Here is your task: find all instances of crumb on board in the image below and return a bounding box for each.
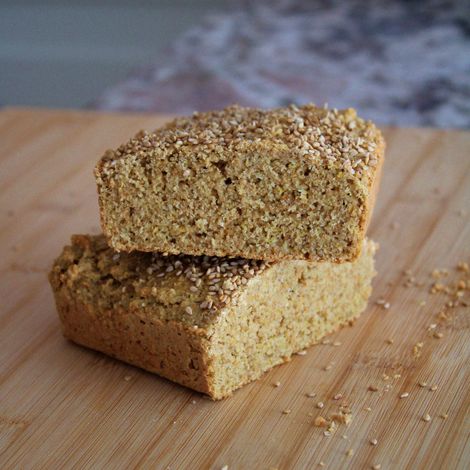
[413,342,424,358]
[314,416,328,427]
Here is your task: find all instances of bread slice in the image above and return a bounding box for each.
[49,234,377,399]
[95,104,384,261]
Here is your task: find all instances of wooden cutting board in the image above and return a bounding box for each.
[0,107,469,470]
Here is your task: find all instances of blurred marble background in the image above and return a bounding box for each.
[95,0,470,128]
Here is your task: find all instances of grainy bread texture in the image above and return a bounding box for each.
[49,235,377,399]
[95,104,384,262]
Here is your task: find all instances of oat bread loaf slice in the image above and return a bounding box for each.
[49,234,377,399]
[95,104,384,262]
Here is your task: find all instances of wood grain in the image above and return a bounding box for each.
[0,107,469,470]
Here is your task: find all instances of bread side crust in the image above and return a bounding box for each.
[52,292,214,396]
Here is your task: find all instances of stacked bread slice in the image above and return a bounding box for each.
[49,104,384,399]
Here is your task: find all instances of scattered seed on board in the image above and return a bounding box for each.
[370,438,378,446]
[422,414,432,422]
[273,381,281,388]
[282,409,291,415]
[400,392,410,399]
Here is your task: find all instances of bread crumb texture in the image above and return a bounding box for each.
[95,104,384,261]
[49,234,376,399]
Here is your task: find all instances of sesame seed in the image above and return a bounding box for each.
[429,385,438,391]
[422,414,432,422]
[316,402,324,409]
[370,438,378,446]
[282,409,291,415]
[400,392,409,399]
[273,381,281,388]
[418,382,428,388]
[185,306,193,315]
[297,350,307,356]
[368,385,379,392]
[306,392,316,398]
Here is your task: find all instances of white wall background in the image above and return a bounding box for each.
[0,0,225,108]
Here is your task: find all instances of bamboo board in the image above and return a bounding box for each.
[0,107,469,470]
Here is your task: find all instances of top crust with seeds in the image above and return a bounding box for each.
[96,104,384,261]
